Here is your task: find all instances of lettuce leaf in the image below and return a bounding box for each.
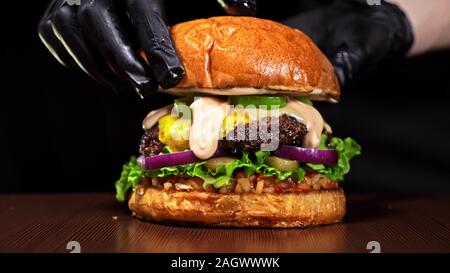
[114,135,361,201]
[296,97,313,106]
[114,151,301,202]
[144,152,255,189]
[115,157,144,202]
[306,135,361,181]
[255,151,305,181]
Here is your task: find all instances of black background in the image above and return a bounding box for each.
[1,1,449,193]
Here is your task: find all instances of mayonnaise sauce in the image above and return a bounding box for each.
[142,104,173,130]
[189,97,229,159]
[284,98,324,148]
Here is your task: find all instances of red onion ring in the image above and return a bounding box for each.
[138,149,231,170]
[273,145,338,165]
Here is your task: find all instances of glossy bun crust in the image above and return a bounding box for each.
[129,186,346,228]
[166,16,340,100]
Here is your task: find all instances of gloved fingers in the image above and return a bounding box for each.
[217,0,257,16]
[51,4,126,91]
[329,50,359,88]
[77,0,157,97]
[283,8,363,87]
[126,0,185,89]
[283,0,413,89]
[38,0,78,69]
[41,0,64,18]
[327,19,392,87]
[283,11,330,50]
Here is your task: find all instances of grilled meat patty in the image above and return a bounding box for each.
[220,114,307,152]
[140,125,165,157]
[140,114,307,156]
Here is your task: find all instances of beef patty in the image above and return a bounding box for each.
[140,114,307,156]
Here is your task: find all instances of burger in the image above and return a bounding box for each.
[115,17,361,228]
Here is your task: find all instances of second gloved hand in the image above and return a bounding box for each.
[283,0,414,88]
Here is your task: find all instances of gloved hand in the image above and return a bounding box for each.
[38,0,257,97]
[283,0,414,88]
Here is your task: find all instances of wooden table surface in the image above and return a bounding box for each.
[0,193,449,253]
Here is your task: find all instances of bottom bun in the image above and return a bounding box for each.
[128,185,346,228]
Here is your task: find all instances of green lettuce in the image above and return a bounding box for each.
[145,152,255,188]
[115,157,144,202]
[306,135,361,181]
[255,151,305,182]
[114,135,361,202]
[296,97,313,106]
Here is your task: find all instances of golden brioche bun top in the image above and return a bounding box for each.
[163,16,340,101]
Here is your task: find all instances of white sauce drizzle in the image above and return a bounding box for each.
[189,97,229,159]
[285,98,324,148]
[142,104,173,130]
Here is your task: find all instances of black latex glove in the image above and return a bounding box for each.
[38,0,257,97]
[283,0,414,88]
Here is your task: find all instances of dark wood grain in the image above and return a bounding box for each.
[0,193,449,253]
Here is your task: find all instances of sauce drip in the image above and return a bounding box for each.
[189,97,229,159]
[142,104,173,130]
[285,98,324,148]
